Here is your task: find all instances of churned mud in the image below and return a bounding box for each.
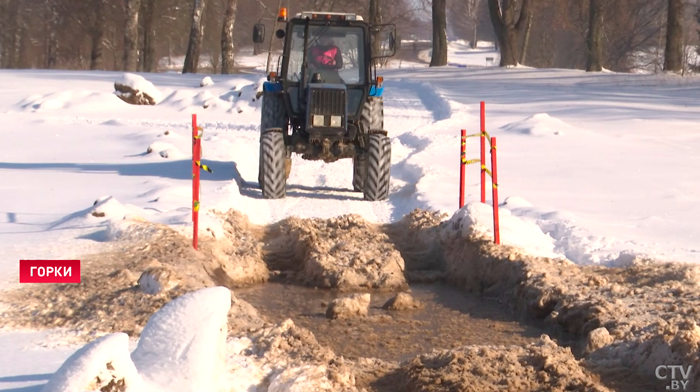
[263,214,408,291]
[235,282,545,363]
[2,207,700,391]
[0,210,268,338]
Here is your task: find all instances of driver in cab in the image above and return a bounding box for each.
[308,36,344,83]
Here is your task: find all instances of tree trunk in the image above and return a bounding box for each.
[0,0,8,68]
[140,0,157,72]
[44,0,60,69]
[487,0,532,67]
[183,0,206,74]
[472,24,478,49]
[90,0,106,70]
[221,0,237,74]
[519,12,532,64]
[586,0,604,72]
[11,2,24,68]
[369,0,382,60]
[123,0,141,71]
[430,0,447,66]
[663,0,684,72]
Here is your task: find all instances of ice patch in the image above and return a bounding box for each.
[500,113,572,136]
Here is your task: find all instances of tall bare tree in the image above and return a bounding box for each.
[0,0,8,68]
[519,11,533,64]
[11,0,25,68]
[140,0,158,72]
[663,0,684,72]
[123,0,141,71]
[487,0,532,66]
[89,0,107,70]
[430,0,448,66]
[183,0,206,73]
[468,0,482,49]
[45,0,60,68]
[221,0,238,74]
[586,0,604,71]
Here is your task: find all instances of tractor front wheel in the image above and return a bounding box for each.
[260,131,287,199]
[363,134,391,201]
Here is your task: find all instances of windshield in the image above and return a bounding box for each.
[285,24,365,84]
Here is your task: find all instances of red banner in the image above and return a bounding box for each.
[19,260,81,283]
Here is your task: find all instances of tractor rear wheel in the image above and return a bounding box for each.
[363,134,391,201]
[356,96,384,193]
[352,151,367,192]
[260,131,286,199]
[259,90,288,188]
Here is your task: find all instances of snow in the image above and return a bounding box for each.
[0,331,82,391]
[40,333,145,392]
[130,287,231,392]
[31,287,236,392]
[2,39,700,388]
[500,113,575,136]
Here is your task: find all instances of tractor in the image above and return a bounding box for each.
[252,9,397,201]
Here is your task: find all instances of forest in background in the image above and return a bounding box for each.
[0,0,699,74]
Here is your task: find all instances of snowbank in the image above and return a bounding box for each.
[447,201,562,259]
[41,287,231,392]
[500,113,573,136]
[131,287,231,392]
[114,73,163,105]
[41,333,144,392]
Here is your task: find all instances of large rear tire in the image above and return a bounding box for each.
[260,132,286,199]
[363,134,391,201]
[352,151,367,192]
[355,96,384,193]
[259,90,288,188]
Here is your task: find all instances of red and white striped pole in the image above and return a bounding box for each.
[480,101,486,204]
[490,136,500,244]
[459,129,466,209]
[192,114,200,250]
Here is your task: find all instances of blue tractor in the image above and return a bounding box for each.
[252,9,397,201]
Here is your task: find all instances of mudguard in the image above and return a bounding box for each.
[263,81,283,93]
[368,85,384,97]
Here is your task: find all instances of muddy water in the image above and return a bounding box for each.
[235,282,546,362]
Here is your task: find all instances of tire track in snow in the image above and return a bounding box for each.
[383,80,457,220]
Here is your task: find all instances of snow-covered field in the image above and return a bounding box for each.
[2,41,700,390]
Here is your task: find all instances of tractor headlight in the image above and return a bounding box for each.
[330,115,342,127]
[312,115,325,127]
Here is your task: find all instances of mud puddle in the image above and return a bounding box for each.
[235,282,547,362]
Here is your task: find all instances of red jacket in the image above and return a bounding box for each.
[310,45,343,69]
